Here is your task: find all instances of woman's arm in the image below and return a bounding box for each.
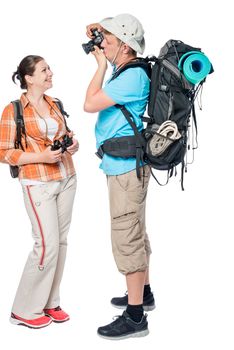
[0,103,63,166]
[0,104,24,165]
[17,147,62,165]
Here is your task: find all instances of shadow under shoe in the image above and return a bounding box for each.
[111,292,156,311]
[97,311,149,340]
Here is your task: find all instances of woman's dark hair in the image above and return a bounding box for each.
[12,55,44,89]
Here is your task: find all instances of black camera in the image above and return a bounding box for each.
[10,165,19,178]
[82,28,104,54]
[51,135,73,153]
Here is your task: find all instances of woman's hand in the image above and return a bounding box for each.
[40,146,62,163]
[67,138,79,155]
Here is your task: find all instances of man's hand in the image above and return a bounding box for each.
[92,45,107,70]
[86,23,103,38]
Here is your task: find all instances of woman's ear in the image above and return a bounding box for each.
[25,74,33,86]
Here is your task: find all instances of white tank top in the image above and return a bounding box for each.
[37,116,59,141]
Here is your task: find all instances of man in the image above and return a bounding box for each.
[84,13,155,340]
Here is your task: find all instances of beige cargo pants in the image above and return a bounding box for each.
[12,175,77,319]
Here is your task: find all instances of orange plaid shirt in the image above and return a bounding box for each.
[0,93,76,181]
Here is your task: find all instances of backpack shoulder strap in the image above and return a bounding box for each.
[115,104,145,179]
[11,99,26,150]
[53,98,71,132]
[110,58,151,82]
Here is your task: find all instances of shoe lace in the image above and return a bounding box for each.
[112,312,148,324]
[112,315,122,321]
[54,306,62,311]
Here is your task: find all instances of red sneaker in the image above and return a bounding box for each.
[10,313,52,328]
[44,306,70,323]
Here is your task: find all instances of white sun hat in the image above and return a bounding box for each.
[99,13,145,54]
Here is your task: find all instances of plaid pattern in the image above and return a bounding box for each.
[0,93,76,181]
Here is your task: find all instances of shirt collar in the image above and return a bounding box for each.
[20,93,55,110]
[20,93,30,109]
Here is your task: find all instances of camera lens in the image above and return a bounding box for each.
[82,42,94,55]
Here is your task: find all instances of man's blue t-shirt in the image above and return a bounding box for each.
[95,67,150,175]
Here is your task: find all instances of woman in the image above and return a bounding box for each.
[0,55,78,328]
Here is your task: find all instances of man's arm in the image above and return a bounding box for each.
[84,46,116,113]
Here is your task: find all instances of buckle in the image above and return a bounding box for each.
[95,146,104,159]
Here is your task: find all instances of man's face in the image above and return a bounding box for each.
[101,33,122,62]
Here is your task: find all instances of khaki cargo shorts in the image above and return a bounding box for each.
[107,166,152,275]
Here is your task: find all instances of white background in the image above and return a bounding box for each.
[0,0,233,349]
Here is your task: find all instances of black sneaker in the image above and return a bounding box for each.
[97,311,149,340]
[111,292,156,311]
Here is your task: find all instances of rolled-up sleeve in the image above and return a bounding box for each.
[0,104,24,165]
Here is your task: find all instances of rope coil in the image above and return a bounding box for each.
[148,121,181,156]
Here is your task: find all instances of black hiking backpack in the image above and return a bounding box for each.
[98,39,213,189]
[9,98,70,178]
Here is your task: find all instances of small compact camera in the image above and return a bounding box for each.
[10,165,19,178]
[82,28,104,54]
[51,135,73,153]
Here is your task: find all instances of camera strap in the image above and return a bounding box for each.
[54,98,71,133]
